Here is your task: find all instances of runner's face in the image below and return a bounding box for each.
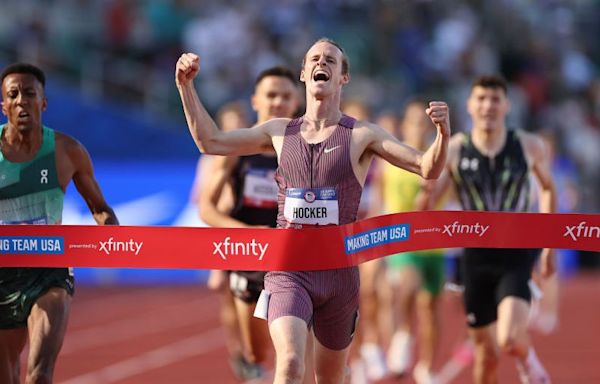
[252,75,299,122]
[1,73,47,132]
[467,86,509,132]
[301,42,348,98]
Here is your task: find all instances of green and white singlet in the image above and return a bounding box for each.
[0,125,64,224]
[0,125,74,329]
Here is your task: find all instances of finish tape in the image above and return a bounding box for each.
[0,211,598,270]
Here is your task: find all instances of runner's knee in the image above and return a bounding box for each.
[32,288,71,321]
[276,351,305,381]
[497,334,527,357]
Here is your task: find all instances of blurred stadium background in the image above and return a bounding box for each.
[1,0,598,284]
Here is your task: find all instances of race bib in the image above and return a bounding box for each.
[283,187,339,225]
[242,168,278,208]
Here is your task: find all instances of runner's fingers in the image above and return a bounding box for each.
[426,104,449,121]
[428,101,448,108]
[427,111,448,123]
[177,54,200,74]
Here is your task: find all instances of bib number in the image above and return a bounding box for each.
[242,169,278,208]
[283,187,339,225]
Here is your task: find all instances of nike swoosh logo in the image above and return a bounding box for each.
[323,145,341,154]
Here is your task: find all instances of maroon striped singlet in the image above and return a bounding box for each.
[275,115,363,228]
[264,115,362,351]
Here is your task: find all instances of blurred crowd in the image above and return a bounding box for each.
[0,0,599,213]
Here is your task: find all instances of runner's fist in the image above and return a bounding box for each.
[176,53,200,86]
[426,101,451,137]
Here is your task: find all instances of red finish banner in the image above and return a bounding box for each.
[0,211,598,271]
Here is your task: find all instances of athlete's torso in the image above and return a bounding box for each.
[275,116,362,228]
[230,154,279,227]
[451,130,530,212]
[0,125,64,225]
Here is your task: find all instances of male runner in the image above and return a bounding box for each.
[0,63,118,384]
[423,75,555,384]
[176,38,450,383]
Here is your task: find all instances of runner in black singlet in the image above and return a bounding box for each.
[422,75,556,384]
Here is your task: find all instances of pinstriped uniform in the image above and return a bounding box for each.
[264,115,362,350]
[275,115,362,228]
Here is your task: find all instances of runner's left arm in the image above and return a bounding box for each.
[526,132,557,277]
[368,101,450,179]
[415,133,461,210]
[68,139,119,225]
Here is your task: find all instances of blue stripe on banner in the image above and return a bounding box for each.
[345,224,410,254]
[0,236,65,254]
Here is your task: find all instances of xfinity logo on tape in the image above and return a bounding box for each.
[99,238,143,255]
[443,221,489,237]
[345,224,409,255]
[564,221,600,241]
[0,236,64,254]
[213,237,269,261]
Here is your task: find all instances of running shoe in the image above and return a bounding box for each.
[229,352,264,381]
[387,330,413,376]
[350,358,369,384]
[241,361,265,381]
[229,352,247,380]
[413,362,439,384]
[360,343,388,380]
[516,353,552,384]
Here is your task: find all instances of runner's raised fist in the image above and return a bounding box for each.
[426,101,451,137]
[176,53,200,86]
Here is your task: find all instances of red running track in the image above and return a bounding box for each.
[26,272,599,383]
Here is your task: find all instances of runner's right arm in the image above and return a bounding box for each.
[64,135,119,225]
[175,53,283,156]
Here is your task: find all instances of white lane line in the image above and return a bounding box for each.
[60,327,224,384]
